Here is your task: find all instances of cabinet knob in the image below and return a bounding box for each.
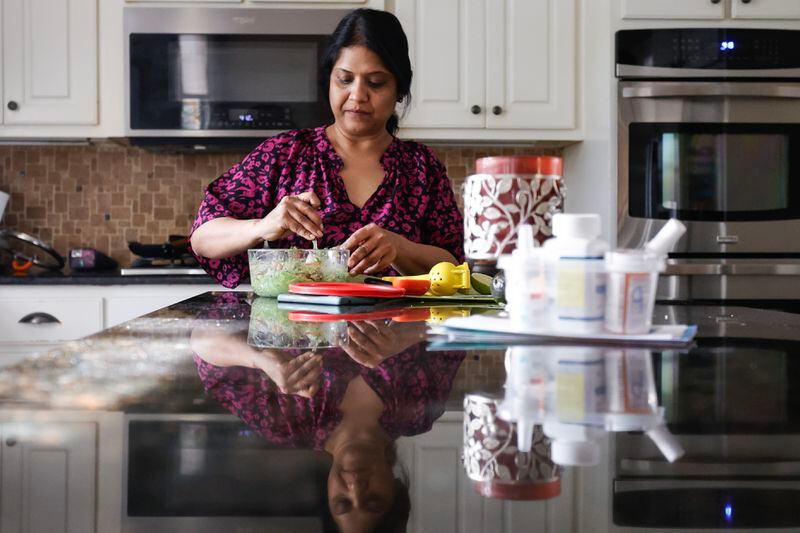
[18,312,61,325]
[5,437,17,447]
[492,106,503,115]
[740,0,751,3]
[710,0,721,3]
[470,105,482,115]
[7,101,18,111]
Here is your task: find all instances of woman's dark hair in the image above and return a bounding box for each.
[320,9,413,135]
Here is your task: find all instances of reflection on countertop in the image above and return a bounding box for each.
[0,269,218,285]
[2,291,800,531]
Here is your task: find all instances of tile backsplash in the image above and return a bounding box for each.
[0,141,560,266]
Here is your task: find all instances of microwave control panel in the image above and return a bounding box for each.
[209,107,292,129]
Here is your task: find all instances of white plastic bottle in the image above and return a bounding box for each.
[497,225,546,327]
[542,214,609,333]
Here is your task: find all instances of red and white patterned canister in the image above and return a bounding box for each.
[463,392,561,501]
[463,156,564,261]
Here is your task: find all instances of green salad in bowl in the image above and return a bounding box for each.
[247,297,347,349]
[248,247,349,297]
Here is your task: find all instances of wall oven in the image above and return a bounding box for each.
[613,305,800,530]
[123,414,330,532]
[124,7,344,150]
[616,28,800,304]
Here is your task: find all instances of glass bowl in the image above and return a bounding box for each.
[247,247,350,297]
[247,297,348,349]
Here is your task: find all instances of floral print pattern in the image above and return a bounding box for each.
[190,126,465,288]
[194,344,465,450]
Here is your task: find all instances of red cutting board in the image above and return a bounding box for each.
[288,282,406,298]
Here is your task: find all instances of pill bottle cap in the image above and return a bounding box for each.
[552,214,601,240]
[551,439,600,466]
[605,249,665,273]
[645,219,687,256]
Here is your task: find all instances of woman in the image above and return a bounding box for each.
[190,312,465,532]
[190,9,464,288]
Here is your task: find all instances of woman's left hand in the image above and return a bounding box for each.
[342,223,403,275]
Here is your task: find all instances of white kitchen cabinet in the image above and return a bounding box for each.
[125,0,380,5]
[0,421,97,533]
[395,0,578,142]
[1,0,98,125]
[398,414,576,533]
[0,284,222,361]
[621,0,800,20]
[0,296,104,343]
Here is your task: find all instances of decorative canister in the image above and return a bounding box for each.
[463,392,561,500]
[463,155,564,262]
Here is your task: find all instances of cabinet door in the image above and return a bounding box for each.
[395,0,486,128]
[2,0,98,125]
[103,285,212,328]
[1,422,97,533]
[399,419,485,533]
[486,0,576,130]
[732,0,800,19]
[620,0,725,19]
[0,297,103,343]
[399,418,576,532]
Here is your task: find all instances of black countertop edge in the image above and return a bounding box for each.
[0,273,220,285]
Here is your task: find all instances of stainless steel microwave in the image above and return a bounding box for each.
[124,7,345,148]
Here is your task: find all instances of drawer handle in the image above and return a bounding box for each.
[18,312,61,325]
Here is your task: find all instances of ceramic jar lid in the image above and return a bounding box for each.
[475,155,563,177]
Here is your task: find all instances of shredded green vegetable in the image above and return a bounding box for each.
[247,297,346,349]
[249,248,348,297]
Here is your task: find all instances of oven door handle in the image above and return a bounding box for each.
[665,262,800,276]
[620,458,800,477]
[622,83,800,99]
[615,479,800,492]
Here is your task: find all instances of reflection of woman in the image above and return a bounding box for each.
[189,9,464,288]
[191,324,464,532]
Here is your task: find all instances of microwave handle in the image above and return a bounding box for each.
[622,83,800,99]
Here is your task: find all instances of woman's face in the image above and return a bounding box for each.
[327,441,396,532]
[329,45,398,138]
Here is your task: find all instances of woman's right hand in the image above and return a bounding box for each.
[257,191,324,242]
[257,350,323,398]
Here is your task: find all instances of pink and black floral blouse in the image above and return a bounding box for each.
[194,345,465,451]
[190,126,465,288]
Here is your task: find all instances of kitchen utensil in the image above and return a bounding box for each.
[0,190,9,223]
[277,293,381,306]
[288,282,405,298]
[288,307,430,322]
[69,248,118,271]
[383,261,472,296]
[0,229,65,271]
[248,248,350,297]
[247,296,348,349]
[128,235,190,260]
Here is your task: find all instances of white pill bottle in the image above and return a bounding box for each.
[542,214,608,333]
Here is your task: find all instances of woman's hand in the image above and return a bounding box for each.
[341,320,425,367]
[257,350,323,398]
[257,191,324,243]
[342,223,404,275]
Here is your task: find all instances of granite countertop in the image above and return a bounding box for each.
[0,270,218,285]
[2,291,800,530]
